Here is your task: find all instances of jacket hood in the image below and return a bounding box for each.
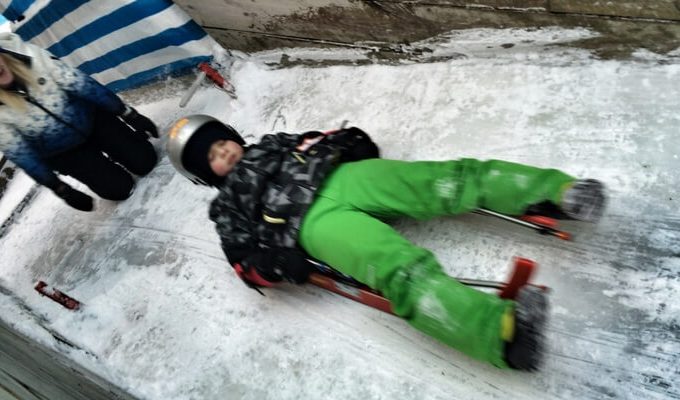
[0,32,33,66]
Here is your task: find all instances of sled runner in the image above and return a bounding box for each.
[304,209,563,314]
[308,257,544,315]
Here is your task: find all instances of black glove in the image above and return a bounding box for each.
[241,249,313,284]
[53,183,94,211]
[120,106,158,138]
[332,127,380,162]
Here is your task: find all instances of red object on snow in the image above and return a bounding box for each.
[34,281,81,310]
[198,62,236,98]
[198,62,227,88]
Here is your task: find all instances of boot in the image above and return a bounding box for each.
[504,285,549,371]
[525,179,606,223]
[560,179,606,222]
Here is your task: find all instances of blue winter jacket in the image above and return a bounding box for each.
[0,33,126,188]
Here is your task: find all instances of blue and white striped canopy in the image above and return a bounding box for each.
[1,0,216,91]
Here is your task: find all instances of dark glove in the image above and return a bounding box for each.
[270,249,313,283]
[120,106,158,138]
[240,249,313,285]
[333,127,380,162]
[53,183,94,211]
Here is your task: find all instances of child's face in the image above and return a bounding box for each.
[208,140,244,177]
[0,55,16,89]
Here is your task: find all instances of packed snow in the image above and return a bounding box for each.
[1,27,679,399]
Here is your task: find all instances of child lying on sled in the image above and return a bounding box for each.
[166,115,606,371]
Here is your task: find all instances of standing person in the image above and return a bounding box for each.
[0,32,158,211]
[165,114,606,370]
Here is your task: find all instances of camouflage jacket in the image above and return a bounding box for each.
[209,127,379,265]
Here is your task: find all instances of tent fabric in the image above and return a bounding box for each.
[1,0,216,91]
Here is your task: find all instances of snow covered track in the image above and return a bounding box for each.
[0,28,678,399]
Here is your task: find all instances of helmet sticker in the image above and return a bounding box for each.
[169,118,189,139]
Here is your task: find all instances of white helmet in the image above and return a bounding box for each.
[166,114,226,185]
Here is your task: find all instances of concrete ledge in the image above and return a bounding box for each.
[176,0,680,59]
[0,317,138,400]
[551,0,680,21]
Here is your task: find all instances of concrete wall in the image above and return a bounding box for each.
[0,317,138,400]
[175,0,680,58]
[550,0,680,20]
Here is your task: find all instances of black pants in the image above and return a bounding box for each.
[46,110,157,201]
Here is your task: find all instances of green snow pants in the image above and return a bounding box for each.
[298,158,574,368]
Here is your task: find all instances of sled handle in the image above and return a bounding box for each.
[499,257,536,299]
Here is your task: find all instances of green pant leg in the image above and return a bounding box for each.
[299,158,573,367]
[473,159,575,215]
[322,158,575,217]
[299,197,513,367]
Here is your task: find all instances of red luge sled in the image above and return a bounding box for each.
[308,257,545,315]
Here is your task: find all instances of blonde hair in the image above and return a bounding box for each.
[0,53,39,111]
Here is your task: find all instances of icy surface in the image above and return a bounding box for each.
[1,27,679,399]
